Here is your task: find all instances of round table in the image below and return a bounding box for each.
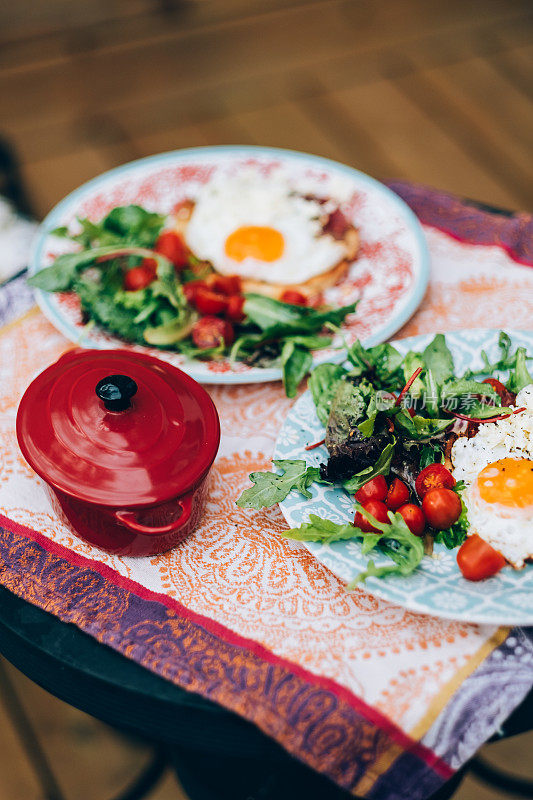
[0,585,531,800]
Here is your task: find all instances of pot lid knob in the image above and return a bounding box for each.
[95,374,138,412]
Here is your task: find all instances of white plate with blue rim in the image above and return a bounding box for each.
[274,328,533,625]
[29,145,429,384]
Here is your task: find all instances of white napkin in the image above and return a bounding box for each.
[0,197,38,283]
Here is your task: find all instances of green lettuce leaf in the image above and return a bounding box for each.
[422,334,454,384]
[507,347,533,393]
[236,460,321,509]
[309,363,348,426]
[281,342,313,398]
[343,439,395,492]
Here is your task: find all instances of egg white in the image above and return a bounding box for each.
[183,169,349,285]
[451,384,533,568]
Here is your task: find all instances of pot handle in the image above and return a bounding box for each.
[114,491,193,536]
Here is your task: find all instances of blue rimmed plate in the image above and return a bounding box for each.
[274,329,533,625]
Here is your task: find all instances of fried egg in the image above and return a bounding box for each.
[451,384,533,568]
[184,169,349,285]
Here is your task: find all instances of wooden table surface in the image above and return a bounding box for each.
[0,1,532,797]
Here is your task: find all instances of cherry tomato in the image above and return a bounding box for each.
[123,264,155,291]
[422,488,462,530]
[457,534,506,581]
[155,231,188,269]
[226,294,246,322]
[191,316,235,349]
[194,287,229,316]
[415,463,455,498]
[208,275,242,295]
[182,280,206,304]
[354,476,388,505]
[354,500,390,532]
[386,478,409,510]
[280,290,308,306]
[141,257,158,273]
[397,503,426,536]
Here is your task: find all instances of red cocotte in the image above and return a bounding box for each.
[16,349,220,556]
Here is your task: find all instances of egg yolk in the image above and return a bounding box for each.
[477,458,533,508]
[225,226,285,263]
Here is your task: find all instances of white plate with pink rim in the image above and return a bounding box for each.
[29,146,430,384]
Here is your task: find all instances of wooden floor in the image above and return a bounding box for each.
[1,0,533,218]
[1,1,532,797]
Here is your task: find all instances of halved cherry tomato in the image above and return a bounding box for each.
[415,463,455,499]
[123,264,155,291]
[280,290,308,306]
[182,280,206,304]
[155,231,188,269]
[141,257,158,273]
[194,287,229,315]
[208,275,242,295]
[354,476,388,505]
[226,294,246,322]
[354,500,390,532]
[191,316,235,349]
[397,503,426,536]
[422,488,461,530]
[457,534,506,581]
[386,478,409,510]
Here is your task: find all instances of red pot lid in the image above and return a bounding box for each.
[17,349,220,507]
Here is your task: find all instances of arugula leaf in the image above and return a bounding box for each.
[393,409,453,440]
[99,206,165,247]
[343,439,395,491]
[236,460,321,509]
[424,368,440,416]
[281,514,365,543]
[281,506,424,586]
[50,206,165,249]
[347,340,404,388]
[441,378,498,403]
[28,251,100,292]
[419,444,444,469]
[463,330,532,379]
[28,245,170,293]
[347,504,424,585]
[507,347,533,393]
[357,392,379,438]
[458,403,515,419]
[309,363,348,426]
[283,334,333,350]
[281,342,313,398]
[422,334,454,384]
[243,294,357,336]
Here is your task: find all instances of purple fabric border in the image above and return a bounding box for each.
[0,521,450,799]
[387,181,533,266]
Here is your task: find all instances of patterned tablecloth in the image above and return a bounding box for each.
[0,185,532,800]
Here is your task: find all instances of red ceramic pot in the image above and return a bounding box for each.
[16,348,220,556]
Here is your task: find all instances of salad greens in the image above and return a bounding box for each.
[281,505,424,585]
[29,205,358,398]
[237,331,532,587]
[236,460,322,509]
